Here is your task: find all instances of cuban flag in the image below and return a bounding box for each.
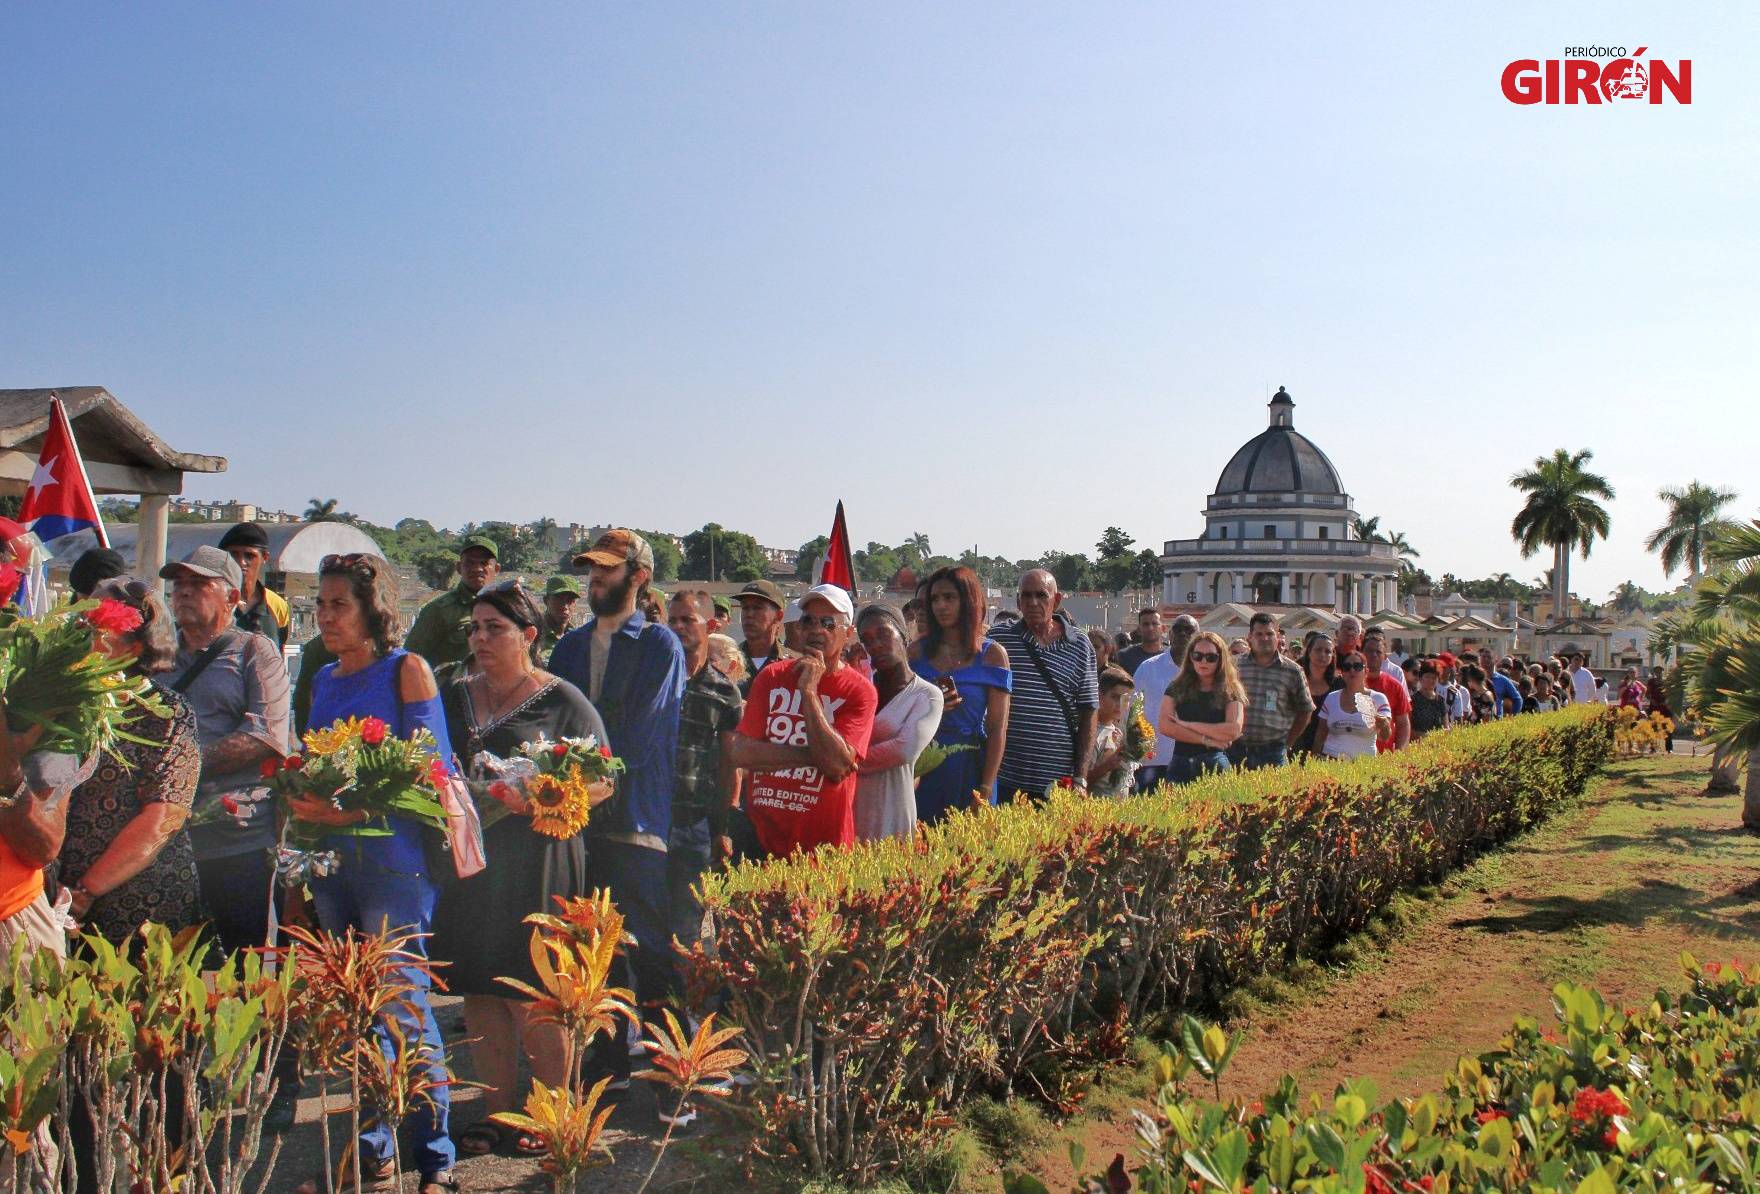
[19,395,108,547]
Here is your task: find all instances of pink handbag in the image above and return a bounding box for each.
[437,771,487,879]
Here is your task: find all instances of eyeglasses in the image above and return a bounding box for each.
[1187,651,1220,663]
[1340,661,1367,672]
[797,614,842,632]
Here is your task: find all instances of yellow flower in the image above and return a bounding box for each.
[302,717,365,756]
[526,766,593,839]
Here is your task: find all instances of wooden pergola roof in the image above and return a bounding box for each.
[0,387,226,496]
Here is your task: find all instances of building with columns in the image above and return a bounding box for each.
[1159,386,1401,613]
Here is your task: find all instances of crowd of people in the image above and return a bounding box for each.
[0,530,1663,1189]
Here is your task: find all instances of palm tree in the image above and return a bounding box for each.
[1656,520,1760,814]
[1644,482,1739,581]
[1351,514,1385,543]
[1384,530,1420,568]
[304,497,341,523]
[1510,448,1615,617]
[1609,581,1645,616]
[908,532,931,563]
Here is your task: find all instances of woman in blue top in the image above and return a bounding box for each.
[908,566,1011,825]
[290,553,459,1194]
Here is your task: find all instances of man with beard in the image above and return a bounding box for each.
[727,584,876,859]
[546,529,686,1099]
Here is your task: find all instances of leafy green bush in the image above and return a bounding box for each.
[688,707,1611,1180]
[1050,954,1760,1192]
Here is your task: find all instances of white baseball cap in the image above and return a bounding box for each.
[801,583,855,621]
[784,599,803,623]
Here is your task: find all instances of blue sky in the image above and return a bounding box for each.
[3,3,1754,598]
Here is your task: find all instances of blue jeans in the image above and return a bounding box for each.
[1229,741,1289,771]
[667,818,714,964]
[1133,765,1167,793]
[1168,752,1231,784]
[586,837,671,1083]
[310,853,453,1176]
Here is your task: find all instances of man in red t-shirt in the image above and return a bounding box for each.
[729,584,877,858]
[1361,629,1411,752]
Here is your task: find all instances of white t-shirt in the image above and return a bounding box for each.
[1571,666,1597,706]
[1319,688,1391,759]
[1131,650,1181,768]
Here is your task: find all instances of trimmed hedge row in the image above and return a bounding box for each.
[1068,956,1760,1192]
[687,706,1612,1178]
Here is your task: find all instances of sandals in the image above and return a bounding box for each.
[458,1119,546,1157]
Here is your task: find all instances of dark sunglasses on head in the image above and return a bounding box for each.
[1188,651,1220,663]
[319,552,370,571]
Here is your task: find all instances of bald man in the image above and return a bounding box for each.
[987,569,1098,799]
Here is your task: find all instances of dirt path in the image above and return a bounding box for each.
[1025,749,1760,1189]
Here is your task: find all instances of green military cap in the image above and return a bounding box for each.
[545,574,582,597]
[459,534,499,558]
[712,595,732,619]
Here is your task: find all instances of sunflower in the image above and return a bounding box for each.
[526,766,593,839]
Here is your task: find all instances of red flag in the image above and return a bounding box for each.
[814,501,855,593]
[19,395,108,547]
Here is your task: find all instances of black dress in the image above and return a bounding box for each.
[431,675,607,996]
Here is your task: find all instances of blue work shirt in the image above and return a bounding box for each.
[1489,671,1522,718]
[547,609,686,848]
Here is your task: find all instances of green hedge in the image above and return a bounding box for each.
[688,707,1612,1179]
[1054,956,1760,1192]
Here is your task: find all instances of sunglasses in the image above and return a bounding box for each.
[1340,661,1367,672]
[319,552,370,571]
[1187,651,1220,663]
[797,614,842,632]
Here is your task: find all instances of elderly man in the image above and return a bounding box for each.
[1131,613,1197,791]
[1360,628,1412,751]
[1117,608,1166,677]
[547,529,686,1100]
[1231,611,1314,770]
[404,534,501,670]
[728,583,876,858]
[989,569,1098,799]
[665,589,743,937]
[219,522,290,648]
[160,546,294,953]
[734,579,794,694]
[538,574,581,657]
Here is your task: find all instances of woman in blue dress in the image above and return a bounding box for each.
[290,553,459,1194]
[908,565,1011,825]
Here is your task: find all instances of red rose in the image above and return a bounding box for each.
[285,755,305,770]
[87,598,143,635]
[220,795,241,816]
[599,744,613,759]
[552,743,569,759]
[260,758,281,779]
[360,717,389,746]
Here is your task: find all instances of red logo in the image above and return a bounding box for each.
[1502,47,1691,105]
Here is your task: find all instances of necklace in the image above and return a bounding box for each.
[474,668,538,726]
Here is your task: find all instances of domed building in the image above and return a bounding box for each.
[1159,386,1401,613]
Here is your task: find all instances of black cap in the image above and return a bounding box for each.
[218,523,270,551]
[69,547,128,597]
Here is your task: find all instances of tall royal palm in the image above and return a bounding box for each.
[1510,448,1615,616]
[1644,481,1739,581]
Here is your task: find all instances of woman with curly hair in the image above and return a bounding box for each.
[290,553,460,1194]
[1157,630,1245,784]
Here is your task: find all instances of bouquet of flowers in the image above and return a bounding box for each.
[264,715,450,846]
[912,740,975,779]
[1122,692,1157,762]
[474,735,623,839]
[0,598,171,763]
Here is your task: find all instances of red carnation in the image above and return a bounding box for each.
[552,743,569,759]
[428,758,449,786]
[220,794,241,817]
[87,599,143,635]
[260,757,281,778]
[285,754,305,770]
[360,717,389,746]
[599,744,613,759]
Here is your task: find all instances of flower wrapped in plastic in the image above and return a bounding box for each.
[0,598,171,763]
[912,740,975,780]
[472,735,623,839]
[266,715,450,846]
[1122,691,1157,762]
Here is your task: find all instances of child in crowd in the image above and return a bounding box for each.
[1409,660,1450,738]
[1085,666,1138,798]
[1531,673,1561,712]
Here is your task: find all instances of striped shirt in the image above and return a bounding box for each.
[989,616,1099,799]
